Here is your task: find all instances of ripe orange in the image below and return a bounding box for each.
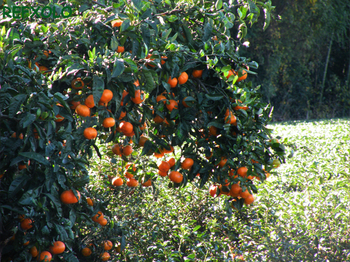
[70,101,80,110]
[118,110,126,120]
[112,20,123,27]
[99,89,113,103]
[20,218,33,230]
[120,121,133,134]
[209,185,218,197]
[209,126,218,136]
[192,69,203,78]
[240,189,251,199]
[218,157,227,168]
[142,179,152,187]
[168,77,178,88]
[154,151,164,158]
[86,198,94,206]
[237,167,248,177]
[158,161,170,172]
[122,145,133,156]
[30,246,39,257]
[112,177,123,186]
[85,95,95,108]
[117,46,125,53]
[60,189,80,204]
[92,211,104,223]
[131,90,144,104]
[120,90,129,106]
[43,50,51,58]
[71,78,84,89]
[133,79,140,86]
[169,171,183,183]
[99,218,108,226]
[102,117,116,128]
[158,170,168,177]
[39,66,49,73]
[166,99,178,111]
[156,94,167,104]
[154,115,164,124]
[162,145,174,154]
[49,241,65,255]
[181,158,194,170]
[233,69,248,82]
[75,104,91,117]
[100,252,110,261]
[161,56,167,65]
[112,144,123,156]
[139,136,148,147]
[244,194,254,205]
[225,69,234,79]
[55,114,64,122]
[178,72,188,84]
[37,251,52,262]
[82,247,92,256]
[84,127,97,139]
[103,240,113,251]
[229,183,242,197]
[126,177,139,187]
[168,157,175,168]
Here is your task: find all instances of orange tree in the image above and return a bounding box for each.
[0,0,285,261]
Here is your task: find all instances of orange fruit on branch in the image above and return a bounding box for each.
[75,104,91,117]
[142,179,152,187]
[112,144,123,156]
[81,247,92,257]
[30,246,38,257]
[169,171,183,183]
[92,211,104,223]
[84,127,97,139]
[99,89,113,103]
[178,72,188,84]
[126,177,139,187]
[112,177,123,186]
[20,218,33,230]
[156,94,167,104]
[60,189,80,204]
[122,145,133,156]
[86,198,94,206]
[181,158,194,170]
[166,99,178,111]
[192,69,203,78]
[100,252,110,261]
[229,183,242,197]
[131,89,144,104]
[49,241,65,255]
[111,19,123,27]
[102,117,116,128]
[99,218,108,226]
[158,161,170,172]
[168,157,175,168]
[103,240,113,251]
[138,136,148,147]
[240,188,251,199]
[237,166,248,177]
[120,121,133,134]
[167,77,178,88]
[85,95,95,108]
[153,115,164,124]
[218,157,227,168]
[209,185,218,197]
[37,251,52,262]
[158,170,168,177]
[244,194,255,205]
[117,46,125,53]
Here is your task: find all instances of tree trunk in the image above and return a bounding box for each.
[319,32,334,106]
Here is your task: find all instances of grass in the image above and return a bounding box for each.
[249,118,350,261]
[89,118,350,261]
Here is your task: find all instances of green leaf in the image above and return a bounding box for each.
[44,193,63,216]
[111,35,118,50]
[205,94,224,101]
[142,69,156,93]
[141,24,151,48]
[112,59,125,79]
[19,113,36,129]
[9,175,30,198]
[132,0,142,9]
[19,152,50,166]
[215,0,222,10]
[203,22,213,42]
[9,94,27,118]
[92,75,105,104]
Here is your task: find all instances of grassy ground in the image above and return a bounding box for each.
[90,118,350,261]
[250,118,350,261]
